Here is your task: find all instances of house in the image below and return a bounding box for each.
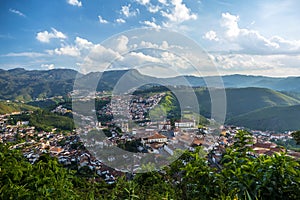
[158,121,172,130]
[175,120,196,128]
[145,132,167,143]
[191,137,204,146]
[49,146,63,155]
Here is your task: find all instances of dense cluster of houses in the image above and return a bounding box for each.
[98,93,165,124]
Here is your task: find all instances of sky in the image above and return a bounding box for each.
[1,0,300,77]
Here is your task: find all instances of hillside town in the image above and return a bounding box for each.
[1,96,300,184]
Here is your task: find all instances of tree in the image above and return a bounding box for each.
[0,144,78,199]
[291,130,300,145]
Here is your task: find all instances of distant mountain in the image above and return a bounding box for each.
[2,68,300,101]
[227,105,300,131]
[0,68,78,101]
[181,74,300,93]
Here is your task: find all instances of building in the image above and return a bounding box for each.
[145,132,168,143]
[175,120,196,128]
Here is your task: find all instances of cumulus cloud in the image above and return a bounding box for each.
[41,64,55,70]
[116,18,126,23]
[141,20,161,29]
[53,46,81,57]
[121,52,162,67]
[82,44,122,72]
[158,0,168,5]
[216,12,300,54]
[75,37,93,49]
[134,0,161,13]
[200,13,300,76]
[48,36,95,57]
[9,8,26,17]
[148,4,161,13]
[161,0,197,23]
[36,28,67,43]
[98,15,108,24]
[210,53,300,76]
[67,0,82,7]
[221,13,240,38]
[134,0,150,5]
[111,35,129,53]
[203,31,219,41]
[121,4,138,17]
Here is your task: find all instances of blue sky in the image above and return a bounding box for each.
[1,0,300,77]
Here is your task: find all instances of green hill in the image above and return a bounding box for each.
[226,87,300,117]
[194,87,300,119]
[0,101,38,114]
[227,105,300,131]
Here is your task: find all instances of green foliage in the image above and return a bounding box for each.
[292,131,300,145]
[0,101,38,114]
[219,130,300,200]
[149,92,181,121]
[0,144,78,199]
[273,138,300,152]
[227,105,300,131]
[29,110,75,131]
[117,139,142,153]
[1,131,300,199]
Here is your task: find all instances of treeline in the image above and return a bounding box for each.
[10,110,75,132]
[1,130,300,199]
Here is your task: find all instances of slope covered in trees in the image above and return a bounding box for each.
[227,105,300,131]
[0,101,38,114]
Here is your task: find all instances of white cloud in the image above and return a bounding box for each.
[36,28,67,43]
[161,0,197,23]
[41,64,55,70]
[203,31,219,41]
[134,0,150,5]
[121,52,162,67]
[98,15,108,24]
[3,52,45,58]
[221,12,240,38]
[141,20,161,29]
[215,12,300,54]
[121,4,138,18]
[204,13,300,76]
[148,4,161,13]
[82,44,122,72]
[54,46,81,57]
[75,37,93,49]
[67,0,82,7]
[116,18,126,23]
[158,0,168,5]
[9,8,26,17]
[48,37,94,57]
[112,35,129,53]
[210,53,300,77]
[134,0,161,13]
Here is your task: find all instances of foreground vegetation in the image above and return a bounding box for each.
[1,131,299,199]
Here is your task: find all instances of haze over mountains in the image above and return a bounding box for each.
[1,68,300,131]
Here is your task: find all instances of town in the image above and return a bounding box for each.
[1,92,300,184]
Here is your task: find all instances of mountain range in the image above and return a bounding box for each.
[1,68,300,131]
